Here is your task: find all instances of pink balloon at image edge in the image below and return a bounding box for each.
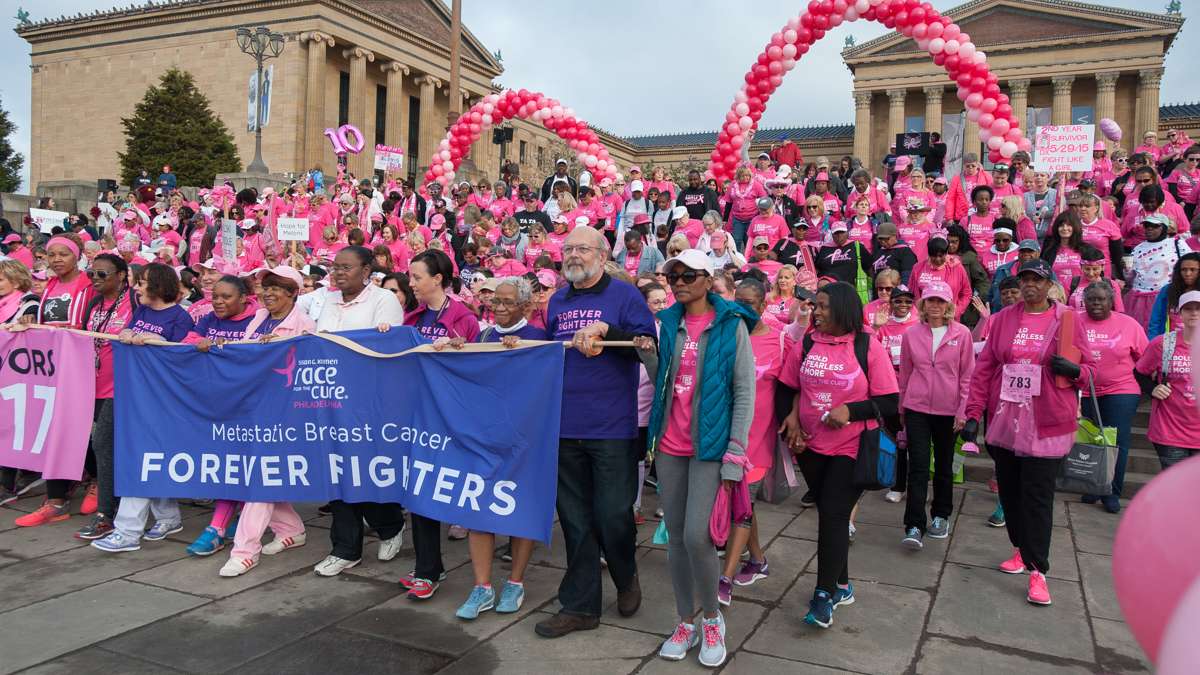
[1112,454,1200,663]
[1159,575,1200,674]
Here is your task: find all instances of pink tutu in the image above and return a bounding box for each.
[1124,290,1159,328]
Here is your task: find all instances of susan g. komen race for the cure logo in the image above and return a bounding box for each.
[274,345,348,408]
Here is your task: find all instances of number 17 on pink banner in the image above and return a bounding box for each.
[0,330,95,480]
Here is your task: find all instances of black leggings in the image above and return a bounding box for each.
[798,451,862,594]
[903,411,957,533]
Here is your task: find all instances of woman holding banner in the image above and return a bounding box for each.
[220,265,315,577]
[431,276,545,618]
[14,235,98,528]
[313,246,407,577]
[0,261,47,507]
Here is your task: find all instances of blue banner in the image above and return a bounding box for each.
[113,328,564,542]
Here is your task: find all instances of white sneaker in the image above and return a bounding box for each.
[884,491,904,503]
[219,556,258,577]
[697,611,728,667]
[263,532,307,555]
[378,531,404,561]
[314,555,361,577]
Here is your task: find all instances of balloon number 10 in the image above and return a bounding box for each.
[325,125,365,156]
[1,383,56,454]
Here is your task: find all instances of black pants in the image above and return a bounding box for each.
[409,513,445,580]
[90,399,118,517]
[328,500,406,561]
[555,437,639,617]
[798,451,862,594]
[990,445,1061,573]
[903,411,957,533]
[888,415,908,492]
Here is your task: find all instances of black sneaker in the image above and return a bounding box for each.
[800,490,817,507]
[75,513,114,540]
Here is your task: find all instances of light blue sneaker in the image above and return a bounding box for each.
[143,520,183,541]
[186,526,226,556]
[805,590,834,628]
[697,611,727,667]
[495,580,525,613]
[658,622,698,661]
[91,531,141,553]
[833,582,855,609]
[455,584,496,620]
[928,517,950,539]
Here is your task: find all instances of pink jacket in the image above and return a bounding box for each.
[242,306,315,339]
[965,302,1094,440]
[898,321,975,418]
[909,258,974,319]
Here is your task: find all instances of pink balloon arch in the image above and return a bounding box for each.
[708,0,1032,182]
[423,89,618,188]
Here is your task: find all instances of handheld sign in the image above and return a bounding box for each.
[277,217,309,242]
[1033,125,1094,173]
[374,145,405,172]
[220,218,238,261]
[29,208,69,234]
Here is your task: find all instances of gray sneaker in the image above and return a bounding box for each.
[697,611,727,667]
[658,622,698,661]
[928,517,950,539]
[902,527,924,550]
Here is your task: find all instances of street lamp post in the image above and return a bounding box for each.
[237,26,284,174]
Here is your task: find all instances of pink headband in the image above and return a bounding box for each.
[46,236,80,258]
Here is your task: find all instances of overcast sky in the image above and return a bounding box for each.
[1,0,1196,190]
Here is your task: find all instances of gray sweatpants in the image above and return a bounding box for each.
[657,452,722,619]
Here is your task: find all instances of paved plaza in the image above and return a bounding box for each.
[0,482,1148,674]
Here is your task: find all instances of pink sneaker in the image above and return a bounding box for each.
[998,548,1026,574]
[1027,571,1051,605]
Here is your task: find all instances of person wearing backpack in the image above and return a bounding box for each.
[1135,290,1200,470]
[960,259,1093,607]
[778,281,899,629]
[645,249,756,667]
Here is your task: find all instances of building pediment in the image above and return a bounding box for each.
[347,0,502,73]
[844,0,1183,62]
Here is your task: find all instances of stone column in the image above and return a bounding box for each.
[300,32,335,173]
[923,86,943,134]
[417,74,443,176]
[887,88,907,152]
[1008,79,1031,134]
[853,91,873,163]
[380,62,410,170]
[1135,68,1163,140]
[1094,72,1119,150]
[343,47,375,178]
[963,115,981,161]
[1051,75,1074,125]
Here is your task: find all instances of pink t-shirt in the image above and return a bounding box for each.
[1010,309,1057,364]
[874,314,919,370]
[962,213,996,253]
[779,331,899,458]
[846,217,874,247]
[896,220,932,263]
[88,294,133,399]
[745,329,785,483]
[1166,167,1200,204]
[980,246,1019,276]
[1050,247,1083,282]
[623,252,641,276]
[1081,218,1122,276]
[746,214,790,252]
[660,311,715,456]
[1136,331,1197,448]
[1068,278,1124,314]
[1079,312,1147,396]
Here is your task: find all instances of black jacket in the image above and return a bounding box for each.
[540,175,578,203]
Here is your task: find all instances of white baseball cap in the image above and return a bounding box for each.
[671,205,688,221]
[629,180,644,193]
[1178,290,1200,311]
[663,249,714,276]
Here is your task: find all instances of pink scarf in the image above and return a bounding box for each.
[0,291,23,324]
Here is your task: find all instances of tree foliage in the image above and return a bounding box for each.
[0,97,24,193]
[118,68,241,187]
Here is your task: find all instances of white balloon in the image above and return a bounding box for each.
[596,159,608,171]
[958,42,976,61]
[439,138,450,150]
[481,114,493,125]
[917,38,930,51]
[782,43,797,59]
[944,39,960,55]
[979,128,991,142]
[855,0,870,10]
[442,160,454,171]
[928,37,945,54]
[735,91,748,104]
[484,93,500,105]
[784,29,798,43]
[439,150,451,161]
[845,7,859,20]
[482,103,494,114]
[967,108,981,122]
[987,135,1003,151]
[565,107,575,118]
[973,50,987,65]
[782,58,796,71]
[736,102,750,116]
[551,105,564,118]
[739,116,753,129]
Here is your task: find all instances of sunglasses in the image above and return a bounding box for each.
[1115,158,1128,163]
[1188,157,1200,162]
[1136,179,1154,185]
[875,286,893,293]
[86,269,112,280]
[806,205,821,211]
[666,269,707,285]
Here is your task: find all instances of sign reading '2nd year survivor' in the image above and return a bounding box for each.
[113,328,564,542]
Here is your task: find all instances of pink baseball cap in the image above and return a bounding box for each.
[633,213,652,225]
[894,155,912,170]
[535,269,557,290]
[2,233,20,244]
[256,264,305,288]
[1177,290,1200,311]
[1093,141,1107,151]
[814,171,830,182]
[431,213,447,229]
[919,281,955,306]
[629,165,642,173]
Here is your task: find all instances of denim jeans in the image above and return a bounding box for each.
[1154,444,1199,470]
[555,437,639,617]
[1081,394,1139,497]
[731,217,752,251]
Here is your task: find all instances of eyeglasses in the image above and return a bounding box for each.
[493,298,520,307]
[561,244,601,255]
[666,269,707,285]
[86,269,111,280]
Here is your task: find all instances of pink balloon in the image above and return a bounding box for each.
[739,116,753,130]
[913,22,927,38]
[1018,138,1033,152]
[990,117,1011,136]
[784,28,798,43]
[999,141,1018,158]
[1099,117,1123,143]
[944,38,960,55]
[965,92,983,109]
[979,97,998,114]
[942,23,960,40]
[768,61,783,74]
[986,136,1003,151]
[1114,456,1200,662]
[928,37,945,54]
[978,112,995,128]
[967,108,981,122]
[926,20,943,37]
[1160,576,1200,674]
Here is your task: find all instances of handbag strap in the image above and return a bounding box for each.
[1086,373,1105,430]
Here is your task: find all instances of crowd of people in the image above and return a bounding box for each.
[1,128,1198,667]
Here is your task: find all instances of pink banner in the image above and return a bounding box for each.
[0,329,95,480]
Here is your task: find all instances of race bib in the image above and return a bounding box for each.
[1000,363,1041,403]
[889,344,901,366]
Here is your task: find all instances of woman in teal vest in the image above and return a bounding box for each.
[645,249,756,667]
